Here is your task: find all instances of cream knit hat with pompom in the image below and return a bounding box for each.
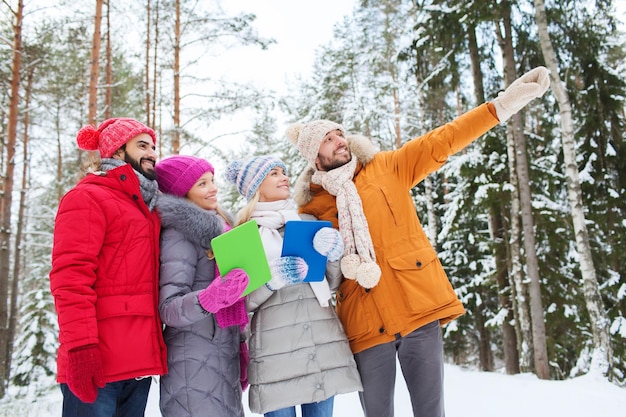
[285,120,344,168]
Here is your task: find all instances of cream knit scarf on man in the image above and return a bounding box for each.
[250,199,332,306]
[311,156,380,288]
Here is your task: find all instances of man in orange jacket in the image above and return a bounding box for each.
[287,67,550,417]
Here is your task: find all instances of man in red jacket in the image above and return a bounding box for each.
[287,67,550,417]
[50,118,167,417]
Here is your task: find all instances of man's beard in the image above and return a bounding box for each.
[125,154,157,180]
[317,150,351,171]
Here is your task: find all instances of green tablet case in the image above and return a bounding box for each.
[211,220,271,296]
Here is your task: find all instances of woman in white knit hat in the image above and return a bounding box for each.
[225,155,362,417]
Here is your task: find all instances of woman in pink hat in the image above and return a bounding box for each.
[155,155,249,417]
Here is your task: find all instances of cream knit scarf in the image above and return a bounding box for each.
[250,200,332,307]
[311,156,380,288]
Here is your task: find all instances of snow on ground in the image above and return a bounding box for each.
[1,363,624,416]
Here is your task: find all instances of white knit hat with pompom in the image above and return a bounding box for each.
[285,120,344,168]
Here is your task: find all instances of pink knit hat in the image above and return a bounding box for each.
[76,118,156,158]
[155,155,215,197]
[285,120,344,168]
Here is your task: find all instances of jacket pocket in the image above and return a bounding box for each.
[377,183,400,227]
[336,279,373,343]
[387,246,456,313]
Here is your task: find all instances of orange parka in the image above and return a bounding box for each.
[295,103,499,354]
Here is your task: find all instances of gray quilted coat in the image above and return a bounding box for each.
[157,194,245,417]
[246,217,363,414]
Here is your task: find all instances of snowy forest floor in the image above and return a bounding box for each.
[0,363,624,416]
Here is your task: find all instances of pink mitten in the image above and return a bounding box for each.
[198,268,249,313]
[215,298,249,329]
[67,344,106,403]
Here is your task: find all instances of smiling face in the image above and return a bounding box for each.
[114,133,158,180]
[258,166,291,202]
[315,129,352,171]
[186,171,219,210]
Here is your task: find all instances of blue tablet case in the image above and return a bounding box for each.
[281,220,333,282]
[211,220,271,296]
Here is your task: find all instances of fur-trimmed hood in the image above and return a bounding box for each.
[293,134,379,206]
[156,193,231,249]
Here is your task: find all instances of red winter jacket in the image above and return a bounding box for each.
[50,164,167,383]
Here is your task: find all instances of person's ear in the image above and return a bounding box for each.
[112,148,124,160]
[315,156,321,171]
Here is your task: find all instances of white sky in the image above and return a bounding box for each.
[220,0,356,95]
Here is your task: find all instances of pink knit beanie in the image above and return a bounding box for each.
[155,155,215,197]
[76,118,156,158]
[285,120,344,168]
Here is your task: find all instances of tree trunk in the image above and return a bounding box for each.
[533,0,613,377]
[152,0,160,142]
[504,121,533,373]
[493,13,534,374]
[83,0,104,174]
[468,22,513,373]
[467,24,485,106]
[498,2,549,379]
[104,2,112,120]
[7,67,33,386]
[145,0,152,126]
[392,84,401,149]
[423,176,437,247]
[490,206,520,374]
[88,0,103,126]
[173,0,181,153]
[475,298,494,371]
[0,0,24,399]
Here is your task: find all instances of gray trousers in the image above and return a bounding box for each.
[354,320,445,417]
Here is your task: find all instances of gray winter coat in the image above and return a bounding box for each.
[246,219,363,414]
[157,194,244,417]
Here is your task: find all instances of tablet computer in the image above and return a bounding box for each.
[211,220,271,296]
[281,220,333,282]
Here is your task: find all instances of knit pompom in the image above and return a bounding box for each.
[285,123,304,146]
[76,125,99,151]
[224,159,243,185]
[356,261,381,289]
[341,254,361,279]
